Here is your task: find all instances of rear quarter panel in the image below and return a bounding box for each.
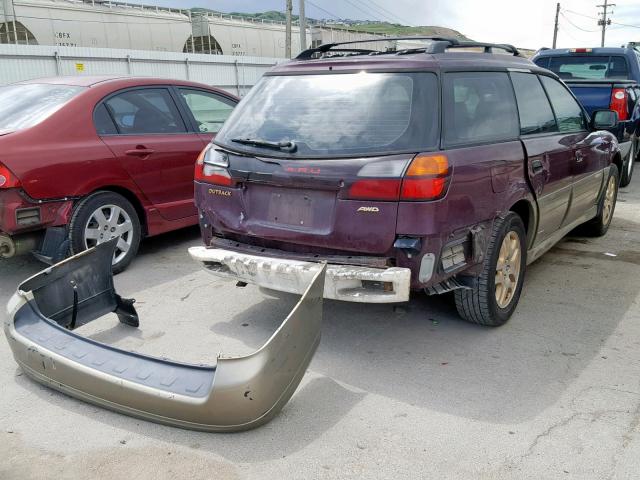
[396,141,530,236]
[395,141,533,287]
[1,87,144,202]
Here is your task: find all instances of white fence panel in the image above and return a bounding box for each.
[0,44,281,95]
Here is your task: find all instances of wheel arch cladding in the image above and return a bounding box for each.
[509,199,535,246]
[509,200,531,233]
[613,152,623,176]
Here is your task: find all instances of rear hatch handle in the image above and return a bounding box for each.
[4,238,325,432]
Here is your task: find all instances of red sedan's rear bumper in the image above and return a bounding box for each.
[0,188,74,235]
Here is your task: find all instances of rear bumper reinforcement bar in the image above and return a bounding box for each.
[189,247,411,303]
[4,238,325,432]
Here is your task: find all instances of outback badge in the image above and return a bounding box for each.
[208,188,232,197]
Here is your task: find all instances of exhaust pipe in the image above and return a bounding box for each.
[0,232,41,259]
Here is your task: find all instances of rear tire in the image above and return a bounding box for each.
[454,212,527,327]
[620,140,636,188]
[582,164,619,237]
[69,191,141,274]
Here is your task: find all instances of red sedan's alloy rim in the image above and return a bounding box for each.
[84,204,134,264]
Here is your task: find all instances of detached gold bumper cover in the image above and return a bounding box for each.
[4,239,325,432]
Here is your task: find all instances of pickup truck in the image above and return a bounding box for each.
[532,45,640,186]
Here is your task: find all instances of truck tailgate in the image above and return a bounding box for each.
[566,82,613,115]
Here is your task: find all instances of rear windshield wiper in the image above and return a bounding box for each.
[231,137,297,153]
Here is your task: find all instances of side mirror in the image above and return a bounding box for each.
[591,109,619,129]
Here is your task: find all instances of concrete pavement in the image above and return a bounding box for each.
[1,174,639,479]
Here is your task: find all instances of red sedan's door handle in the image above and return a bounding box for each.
[125,147,155,157]
[575,151,585,163]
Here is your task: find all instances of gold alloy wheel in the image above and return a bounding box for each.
[495,231,522,309]
[602,175,617,226]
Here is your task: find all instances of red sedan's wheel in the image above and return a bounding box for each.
[69,191,141,274]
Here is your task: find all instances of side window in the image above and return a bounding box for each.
[443,72,519,146]
[539,76,586,132]
[103,88,187,135]
[178,89,235,134]
[534,57,550,69]
[510,73,557,135]
[93,103,118,135]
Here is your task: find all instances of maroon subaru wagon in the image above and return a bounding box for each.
[189,38,623,326]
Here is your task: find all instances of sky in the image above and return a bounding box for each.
[141,0,640,49]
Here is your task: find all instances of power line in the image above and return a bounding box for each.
[564,8,639,28]
[557,24,592,43]
[350,0,397,23]
[368,0,414,26]
[563,9,597,20]
[560,12,599,32]
[610,20,640,29]
[342,0,388,23]
[349,0,412,26]
[305,0,341,20]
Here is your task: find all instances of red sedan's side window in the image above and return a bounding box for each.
[177,89,235,134]
[100,88,187,135]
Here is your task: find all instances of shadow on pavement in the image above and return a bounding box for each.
[211,216,640,425]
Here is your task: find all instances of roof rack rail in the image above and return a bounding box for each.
[296,36,522,60]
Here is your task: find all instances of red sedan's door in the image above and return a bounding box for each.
[97,87,206,221]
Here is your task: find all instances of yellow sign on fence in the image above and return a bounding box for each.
[75,63,84,72]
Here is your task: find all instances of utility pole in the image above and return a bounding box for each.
[285,0,292,58]
[552,2,560,48]
[597,0,614,47]
[299,0,307,51]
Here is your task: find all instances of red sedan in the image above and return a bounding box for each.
[0,76,238,272]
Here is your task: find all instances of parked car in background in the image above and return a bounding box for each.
[0,76,238,272]
[190,37,623,327]
[533,45,640,186]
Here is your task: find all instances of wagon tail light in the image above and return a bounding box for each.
[194,145,233,186]
[610,88,629,121]
[348,154,451,201]
[0,162,21,189]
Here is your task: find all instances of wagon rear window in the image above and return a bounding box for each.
[0,84,84,131]
[215,72,439,158]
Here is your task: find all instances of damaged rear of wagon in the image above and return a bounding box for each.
[191,37,621,327]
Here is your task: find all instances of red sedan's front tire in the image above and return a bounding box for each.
[68,191,141,274]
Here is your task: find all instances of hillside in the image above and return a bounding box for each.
[332,23,470,41]
[190,9,470,41]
